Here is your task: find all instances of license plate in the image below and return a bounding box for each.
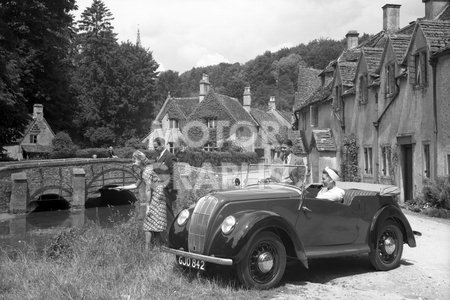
[177,255,206,271]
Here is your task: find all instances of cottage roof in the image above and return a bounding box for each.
[157,96,199,121]
[213,92,258,126]
[390,34,412,64]
[294,67,321,111]
[437,3,450,20]
[312,129,337,152]
[294,81,333,113]
[21,144,52,153]
[361,47,384,74]
[419,20,450,54]
[338,61,358,87]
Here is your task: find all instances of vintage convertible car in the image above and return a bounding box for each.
[163,164,418,289]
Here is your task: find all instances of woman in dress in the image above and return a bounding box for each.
[114,150,167,250]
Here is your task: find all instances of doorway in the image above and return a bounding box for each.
[401,144,413,201]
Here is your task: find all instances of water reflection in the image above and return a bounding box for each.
[0,204,136,252]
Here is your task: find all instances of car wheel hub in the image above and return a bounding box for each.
[384,236,396,255]
[257,252,274,273]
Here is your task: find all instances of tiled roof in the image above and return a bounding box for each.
[214,92,258,126]
[362,47,383,73]
[312,129,337,152]
[173,97,199,118]
[390,34,412,63]
[338,61,358,86]
[294,67,321,111]
[156,96,199,121]
[397,22,416,35]
[250,108,278,125]
[21,144,52,153]
[288,130,308,155]
[295,81,333,112]
[359,31,388,48]
[419,20,450,54]
[338,49,361,62]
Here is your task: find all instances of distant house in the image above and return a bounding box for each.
[294,1,450,202]
[4,104,55,160]
[142,74,305,163]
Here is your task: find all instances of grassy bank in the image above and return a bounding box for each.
[0,215,273,300]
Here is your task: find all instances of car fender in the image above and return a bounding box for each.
[369,204,416,249]
[207,210,309,268]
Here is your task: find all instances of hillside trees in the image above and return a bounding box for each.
[72,0,159,146]
[0,0,77,149]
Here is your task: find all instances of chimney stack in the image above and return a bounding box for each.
[346,31,359,49]
[243,87,251,112]
[268,96,276,110]
[382,4,401,33]
[33,104,43,121]
[423,0,448,20]
[199,74,210,102]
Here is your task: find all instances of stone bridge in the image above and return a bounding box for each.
[0,158,142,213]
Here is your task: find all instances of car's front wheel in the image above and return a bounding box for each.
[369,220,403,271]
[236,231,286,289]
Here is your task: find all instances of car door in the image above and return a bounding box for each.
[295,196,360,247]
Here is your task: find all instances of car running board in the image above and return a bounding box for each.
[305,244,370,258]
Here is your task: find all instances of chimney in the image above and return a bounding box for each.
[346,31,359,49]
[199,73,210,102]
[243,87,251,112]
[268,96,276,110]
[33,104,43,121]
[423,0,448,20]
[382,4,401,33]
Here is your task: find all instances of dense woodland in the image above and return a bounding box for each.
[0,0,370,150]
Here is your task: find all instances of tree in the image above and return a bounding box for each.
[51,131,77,158]
[0,0,77,149]
[156,70,182,104]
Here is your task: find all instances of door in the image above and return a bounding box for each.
[402,144,413,201]
[295,197,359,247]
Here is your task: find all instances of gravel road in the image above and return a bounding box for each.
[274,210,450,300]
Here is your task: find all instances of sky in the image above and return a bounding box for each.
[74,0,425,73]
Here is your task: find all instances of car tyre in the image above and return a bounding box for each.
[237,231,286,290]
[369,220,403,271]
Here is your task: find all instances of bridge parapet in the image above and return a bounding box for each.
[0,158,139,213]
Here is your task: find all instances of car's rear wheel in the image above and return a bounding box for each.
[236,231,286,289]
[369,220,403,271]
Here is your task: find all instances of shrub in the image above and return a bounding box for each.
[410,176,450,212]
[50,132,78,158]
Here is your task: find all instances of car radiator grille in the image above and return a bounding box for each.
[188,195,218,254]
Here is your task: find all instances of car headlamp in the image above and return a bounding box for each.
[177,209,190,226]
[221,216,236,235]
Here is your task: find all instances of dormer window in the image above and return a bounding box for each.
[310,105,318,127]
[410,49,427,87]
[169,119,179,129]
[206,118,216,129]
[358,73,368,104]
[386,62,396,96]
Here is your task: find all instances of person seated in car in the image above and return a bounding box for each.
[316,167,345,202]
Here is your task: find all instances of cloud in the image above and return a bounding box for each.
[195,53,230,68]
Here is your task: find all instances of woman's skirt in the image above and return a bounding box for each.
[143,184,167,232]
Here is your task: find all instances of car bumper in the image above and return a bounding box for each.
[162,246,233,266]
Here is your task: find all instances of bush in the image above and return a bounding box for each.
[409,176,450,213]
[50,132,78,159]
[175,148,258,167]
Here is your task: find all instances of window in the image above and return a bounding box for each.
[359,74,368,104]
[381,146,392,176]
[301,111,307,131]
[29,134,37,144]
[168,142,175,154]
[310,105,318,127]
[204,141,217,152]
[386,63,396,96]
[423,144,430,178]
[169,119,178,129]
[206,118,216,129]
[410,50,427,87]
[364,147,373,175]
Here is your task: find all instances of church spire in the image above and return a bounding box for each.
[136,26,141,47]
